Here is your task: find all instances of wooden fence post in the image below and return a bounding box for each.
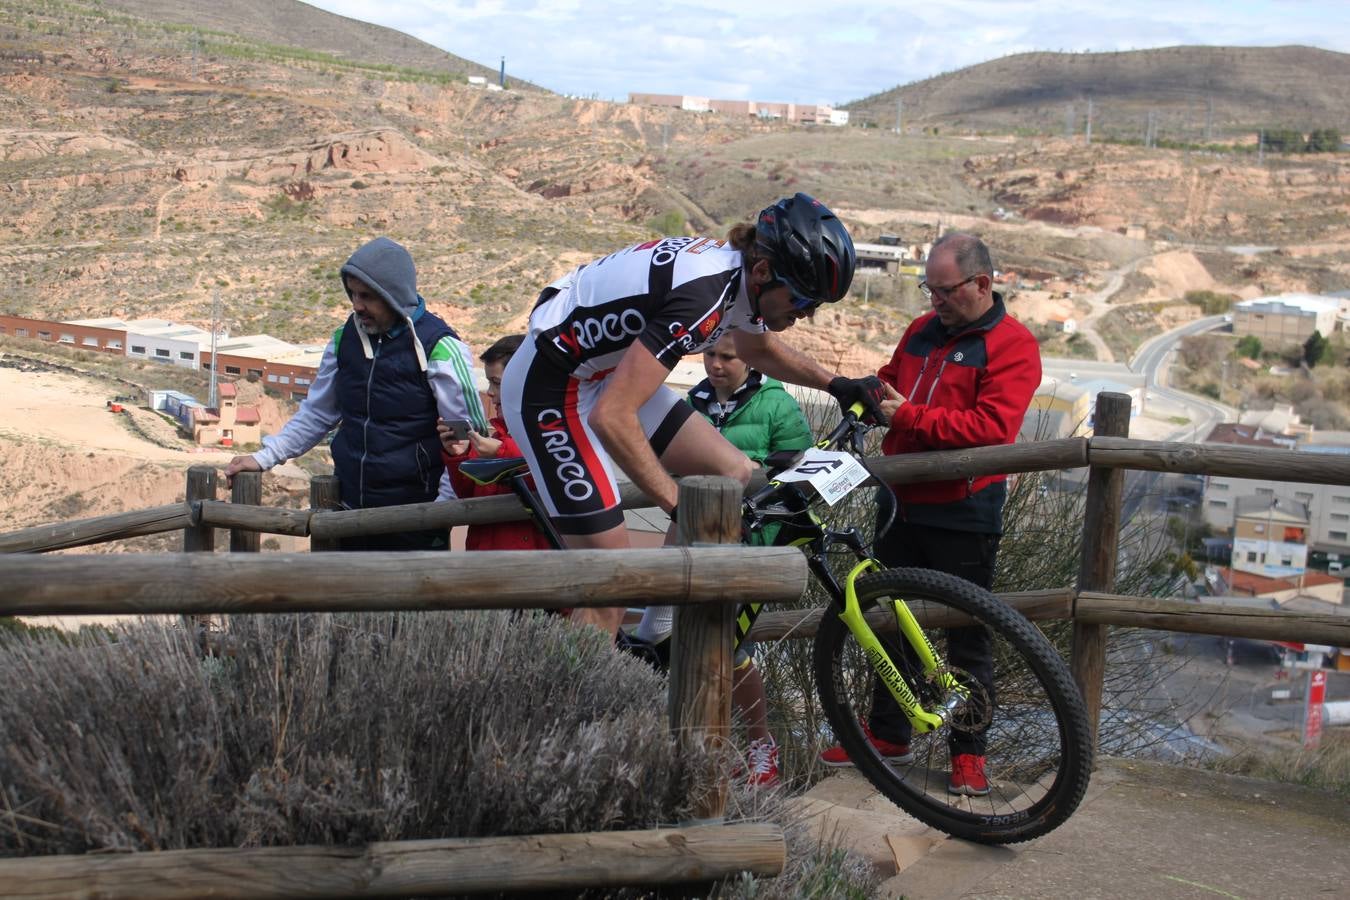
[1072,392,1132,752]
[309,475,341,552]
[669,476,742,822]
[229,471,262,554]
[183,465,217,635]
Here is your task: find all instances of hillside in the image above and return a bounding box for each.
[0,0,1347,549]
[88,0,533,89]
[848,46,1350,139]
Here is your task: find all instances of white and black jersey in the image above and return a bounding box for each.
[500,235,764,535]
[528,236,766,378]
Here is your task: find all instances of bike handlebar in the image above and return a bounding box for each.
[743,401,872,517]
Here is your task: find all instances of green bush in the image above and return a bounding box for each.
[1236,335,1262,359]
[1307,128,1342,153]
[648,209,687,236]
[1183,290,1236,316]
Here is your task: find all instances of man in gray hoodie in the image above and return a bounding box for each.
[225,237,487,550]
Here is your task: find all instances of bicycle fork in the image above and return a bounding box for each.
[813,549,969,735]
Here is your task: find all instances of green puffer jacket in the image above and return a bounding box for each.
[687,371,813,545]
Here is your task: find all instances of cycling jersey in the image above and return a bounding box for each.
[501,235,765,535]
[528,236,765,378]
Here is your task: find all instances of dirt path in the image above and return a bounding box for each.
[1075,254,1153,361]
[153,181,185,240]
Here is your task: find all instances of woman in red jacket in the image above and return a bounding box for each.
[439,335,553,551]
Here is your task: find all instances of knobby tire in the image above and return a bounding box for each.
[813,567,1092,844]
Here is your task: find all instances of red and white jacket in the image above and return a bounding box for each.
[444,416,555,551]
[878,293,1041,532]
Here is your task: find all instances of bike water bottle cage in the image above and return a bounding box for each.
[459,456,531,487]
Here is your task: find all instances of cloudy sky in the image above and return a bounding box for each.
[304,1,1350,105]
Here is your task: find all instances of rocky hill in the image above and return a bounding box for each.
[77,0,530,88]
[848,46,1350,139]
[0,1,1346,375]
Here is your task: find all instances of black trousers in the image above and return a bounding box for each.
[339,528,448,552]
[866,518,999,756]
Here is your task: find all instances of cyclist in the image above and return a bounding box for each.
[636,334,815,785]
[500,193,886,636]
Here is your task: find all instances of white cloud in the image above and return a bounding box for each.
[302,0,1350,103]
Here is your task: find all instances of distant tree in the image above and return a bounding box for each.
[1179,333,1225,369]
[1183,289,1236,316]
[1263,128,1305,153]
[1307,128,1343,153]
[1236,335,1262,359]
[1304,330,1331,368]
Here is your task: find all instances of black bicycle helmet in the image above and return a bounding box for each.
[754,192,856,303]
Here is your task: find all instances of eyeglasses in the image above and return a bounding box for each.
[769,265,822,311]
[919,273,980,301]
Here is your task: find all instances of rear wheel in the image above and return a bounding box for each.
[813,567,1092,844]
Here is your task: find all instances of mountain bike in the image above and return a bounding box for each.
[459,406,1092,844]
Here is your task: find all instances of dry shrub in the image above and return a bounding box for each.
[0,612,715,856]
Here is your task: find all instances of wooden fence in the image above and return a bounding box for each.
[5,391,1350,896]
[0,475,797,898]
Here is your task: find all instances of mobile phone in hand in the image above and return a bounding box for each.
[442,419,473,441]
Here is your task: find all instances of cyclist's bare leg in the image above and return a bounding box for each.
[559,524,629,636]
[659,413,754,545]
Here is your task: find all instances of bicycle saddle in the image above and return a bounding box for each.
[458,456,530,486]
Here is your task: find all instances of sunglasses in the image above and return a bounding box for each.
[769,265,822,311]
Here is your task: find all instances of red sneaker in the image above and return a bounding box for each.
[948,753,990,796]
[819,722,915,767]
[746,737,780,787]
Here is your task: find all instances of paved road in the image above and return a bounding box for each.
[797,761,1350,900]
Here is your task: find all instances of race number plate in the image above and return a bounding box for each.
[773,449,871,506]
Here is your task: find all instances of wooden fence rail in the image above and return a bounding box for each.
[0,823,785,900]
[0,546,806,617]
[743,590,1350,648]
[0,503,196,554]
[10,433,1350,553]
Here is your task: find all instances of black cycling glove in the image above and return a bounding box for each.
[828,375,888,426]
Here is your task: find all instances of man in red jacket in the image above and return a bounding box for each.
[819,232,1042,797]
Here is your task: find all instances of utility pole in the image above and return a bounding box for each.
[1085,97,1093,145]
[208,287,220,409]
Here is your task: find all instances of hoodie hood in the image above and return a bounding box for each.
[341,237,430,370]
[341,237,419,316]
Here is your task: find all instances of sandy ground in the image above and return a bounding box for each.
[0,366,220,462]
[1,363,317,630]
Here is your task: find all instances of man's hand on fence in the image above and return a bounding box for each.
[223,455,262,487]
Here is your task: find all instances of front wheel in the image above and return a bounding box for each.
[813,567,1092,844]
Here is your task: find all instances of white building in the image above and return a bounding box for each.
[1202,425,1350,556]
[1232,293,1339,344]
